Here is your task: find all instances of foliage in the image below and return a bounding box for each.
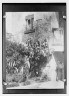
[34,18,53,42]
[6,40,28,74]
[6,38,49,82]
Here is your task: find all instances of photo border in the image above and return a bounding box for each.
[2,3,66,94]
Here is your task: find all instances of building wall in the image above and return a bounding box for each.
[6,12,64,49]
[23,12,64,51]
[24,12,59,42]
[34,12,59,29]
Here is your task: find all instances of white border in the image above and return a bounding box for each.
[0,0,69,96]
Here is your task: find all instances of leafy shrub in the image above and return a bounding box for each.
[6,40,27,74]
[6,38,49,82]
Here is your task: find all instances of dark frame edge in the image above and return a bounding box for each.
[2,3,67,94]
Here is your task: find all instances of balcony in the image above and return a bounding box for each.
[24,28,35,34]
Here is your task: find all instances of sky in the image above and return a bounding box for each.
[6,12,35,35]
[6,12,59,35]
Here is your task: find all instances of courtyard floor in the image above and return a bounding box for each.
[7,80,64,89]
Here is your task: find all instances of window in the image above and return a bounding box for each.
[28,19,30,25]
